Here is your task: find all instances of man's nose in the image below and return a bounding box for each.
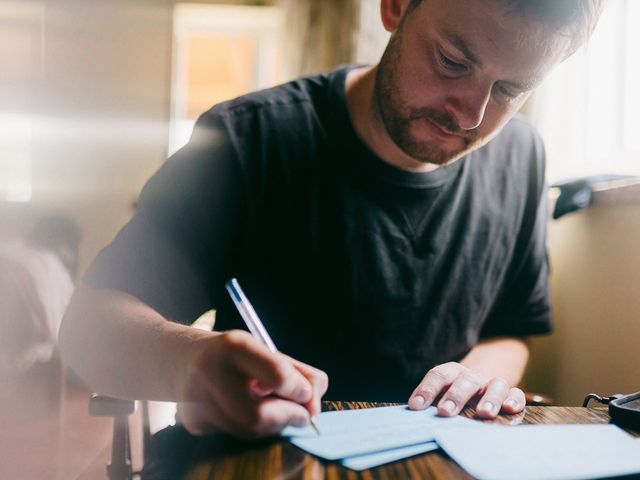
[444,82,492,131]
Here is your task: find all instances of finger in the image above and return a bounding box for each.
[251,397,312,436]
[437,370,485,416]
[408,363,461,410]
[205,376,309,438]
[248,377,273,398]
[224,331,313,404]
[267,353,314,403]
[501,387,526,414]
[286,356,329,416]
[177,396,243,436]
[209,350,318,437]
[475,377,511,418]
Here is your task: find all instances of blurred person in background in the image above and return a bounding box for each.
[0,215,81,418]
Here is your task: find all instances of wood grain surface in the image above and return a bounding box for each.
[159,402,638,480]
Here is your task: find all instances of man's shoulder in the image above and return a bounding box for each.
[203,68,343,123]
[187,67,351,160]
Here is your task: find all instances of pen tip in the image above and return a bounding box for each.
[310,416,321,435]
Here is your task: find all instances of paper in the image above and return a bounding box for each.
[434,424,640,480]
[340,441,439,470]
[282,405,476,460]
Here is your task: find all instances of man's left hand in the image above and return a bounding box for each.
[408,362,525,418]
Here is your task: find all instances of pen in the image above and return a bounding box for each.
[225,277,321,435]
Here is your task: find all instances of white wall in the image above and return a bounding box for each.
[525,204,640,405]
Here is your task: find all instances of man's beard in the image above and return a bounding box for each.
[374,26,482,166]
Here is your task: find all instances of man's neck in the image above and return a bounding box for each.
[344,66,440,173]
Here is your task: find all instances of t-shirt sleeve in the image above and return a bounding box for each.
[479,129,553,339]
[83,111,245,324]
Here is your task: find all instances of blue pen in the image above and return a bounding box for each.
[225,278,320,434]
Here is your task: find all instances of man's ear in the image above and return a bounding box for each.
[380,0,412,33]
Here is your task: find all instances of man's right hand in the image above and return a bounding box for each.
[176,329,328,438]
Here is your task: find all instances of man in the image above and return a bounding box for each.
[59,0,603,438]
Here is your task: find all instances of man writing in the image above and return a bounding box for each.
[60,0,604,438]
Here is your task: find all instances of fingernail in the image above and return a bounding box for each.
[297,385,312,403]
[504,399,517,409]
[481,401,496,415]
[410,395,425,409]
[441,400,456,415]
[290,416,308,428]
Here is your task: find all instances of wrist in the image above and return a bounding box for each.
[171,326,221,401]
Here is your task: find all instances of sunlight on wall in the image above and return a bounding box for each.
[0,1,43,202]
[624,1,640,152]
[0,114,32,202]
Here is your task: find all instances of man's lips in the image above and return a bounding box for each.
[425,117,460,140]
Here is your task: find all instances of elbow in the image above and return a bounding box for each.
[58,284,99,387]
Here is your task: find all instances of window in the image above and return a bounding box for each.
[0,113,32,202]
[169,3,285,156]
[532,1,640,181]
[0,1,43,202]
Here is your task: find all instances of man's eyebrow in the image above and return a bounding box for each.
[503,78,539,91]
[445,32,482,68]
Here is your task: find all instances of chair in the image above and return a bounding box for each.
[89,314,215,479]
[89,394,150,480]
[525,392,553,407]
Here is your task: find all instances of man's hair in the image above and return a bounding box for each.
[502,0,606,52]
[407,0,605,53]
[25,215,82,277]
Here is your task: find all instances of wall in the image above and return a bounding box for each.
[0,0,176,272]
[524,204,640,405]
[0,0,276,273]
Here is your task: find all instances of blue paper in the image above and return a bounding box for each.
[340,441,439,470]
[282,405,476,460]
[434,424,640,480]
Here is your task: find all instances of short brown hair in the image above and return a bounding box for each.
[406,0,605,53]
[502,0,606,52]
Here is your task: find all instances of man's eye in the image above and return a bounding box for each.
[493,84,520,101]
[439,53,466,71]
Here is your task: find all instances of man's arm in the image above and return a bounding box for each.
[408,337,529,418]
[59,284,328,437]
[459,336,529,385]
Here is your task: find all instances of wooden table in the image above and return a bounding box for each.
[139,402,640,480]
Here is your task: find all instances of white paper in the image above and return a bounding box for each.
[282,405,477,460]
[435,424,640,480]
[340,441,439,470]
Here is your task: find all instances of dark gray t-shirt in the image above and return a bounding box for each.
[85,66,551,401]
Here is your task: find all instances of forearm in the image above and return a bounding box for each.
[58,283,214,400]
[459,336,530,386]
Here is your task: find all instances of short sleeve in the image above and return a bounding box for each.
[480,130,553,338]
[84,112,245,324]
